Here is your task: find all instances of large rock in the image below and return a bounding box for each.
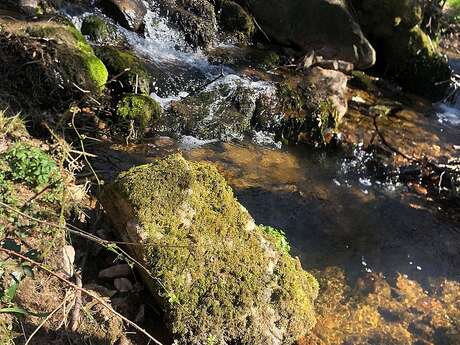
[152,0,217,48]
[265,67,348,146]
[100,154,319,345]
[235,0,376,69]
[352,0,452,100]
[164,76,275,141]
[99,0,147,32]
[0,16,108,110]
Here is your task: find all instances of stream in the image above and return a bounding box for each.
[66,1,460,343]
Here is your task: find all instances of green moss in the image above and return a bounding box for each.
[81,15,113,42]
[350,71,376,91]
[95,46,151,95]
[384,26,451,100]
[260,225,291,254]
[102,154,319,344]
[116,94,161,128]
[220,1,255,37]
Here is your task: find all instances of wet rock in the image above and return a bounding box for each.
[116,94,162,128]
[165,77,275,140]
[154,0,217,48]
[94,46,151,95]
[0,16,108,111]
[276,67,348,145]
[81,15,121,43]
[98,264,131,279]
[114,277,133,292]
[235,0,376,69]
[99,0,147,32]
[100,154,319,345]
[352,0,451,100]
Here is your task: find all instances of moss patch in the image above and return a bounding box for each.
[219,1,255,37]
[116,94,161,128]
[94,46,151,95]
[81,15,113,43]
[101,154,319,345]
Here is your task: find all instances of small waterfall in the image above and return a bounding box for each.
[64,0,279,142]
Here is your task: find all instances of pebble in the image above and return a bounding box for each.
[114,277,133,292]
[99,264,131,279]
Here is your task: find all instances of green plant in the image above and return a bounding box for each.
[3,144,61,189]
[260,225,291,254]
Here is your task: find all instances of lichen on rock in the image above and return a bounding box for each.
[100,154,319,345]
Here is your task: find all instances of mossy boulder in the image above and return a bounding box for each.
[352,0,451,100]
[218,0,254,37]
[116,93,161,128]
[0,16,108,110]
[81,15,119,43]
[94,45,151,95]
[100,154,319,345]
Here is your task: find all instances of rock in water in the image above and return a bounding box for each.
[236,0,376,69]
[100,0,147,32]
[100,154,319,345]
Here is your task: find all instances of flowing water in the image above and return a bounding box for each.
[66,2,460,343]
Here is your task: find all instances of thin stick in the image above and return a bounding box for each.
[25,294,70,345]
[70,271,82,332]
[0,247,164,345]
[71,110,102,188]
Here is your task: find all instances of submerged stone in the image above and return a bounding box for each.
[100,154,319,345]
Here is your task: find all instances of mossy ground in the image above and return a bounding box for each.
[102,154,319,345]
